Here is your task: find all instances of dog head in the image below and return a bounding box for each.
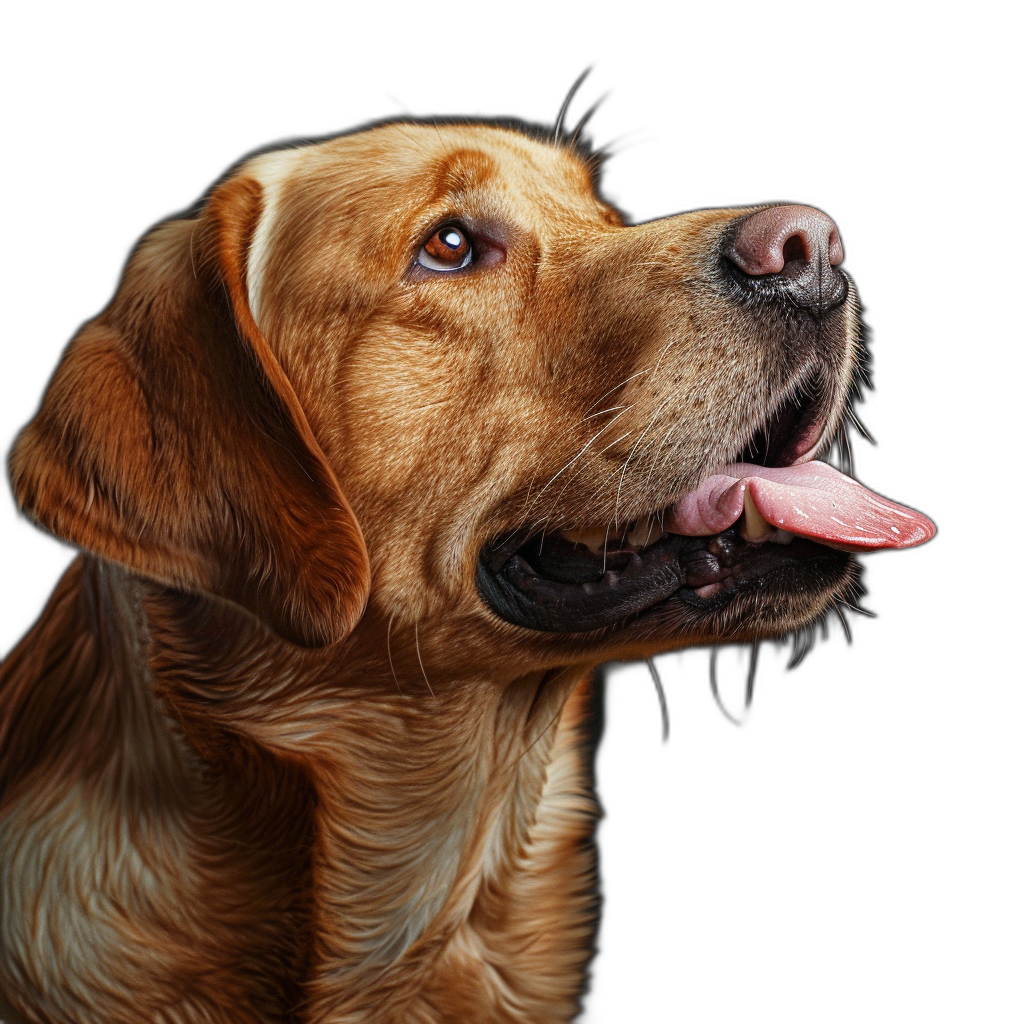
[10,119,933,673]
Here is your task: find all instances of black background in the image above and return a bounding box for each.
[6,44,983,1019]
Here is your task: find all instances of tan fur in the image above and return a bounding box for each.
[0,121,862,1022]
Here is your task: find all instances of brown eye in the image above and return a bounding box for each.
[418,224,472,272]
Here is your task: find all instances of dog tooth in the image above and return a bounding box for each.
[627,521,665,549]
[561,526,610,553]
[768,529,795,545]
[740,490,773,543]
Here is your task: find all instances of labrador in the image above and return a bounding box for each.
[0,116,934,1023]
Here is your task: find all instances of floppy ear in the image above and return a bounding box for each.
[9,176,370,647]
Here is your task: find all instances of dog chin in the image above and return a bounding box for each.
[640,549,862,646]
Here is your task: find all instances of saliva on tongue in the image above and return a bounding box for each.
[664,461,935,551]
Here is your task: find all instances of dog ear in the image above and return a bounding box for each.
[9,176,370,648]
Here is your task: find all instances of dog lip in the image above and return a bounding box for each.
[475,522,850,634]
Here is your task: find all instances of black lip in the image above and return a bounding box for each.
[476,526,849,634]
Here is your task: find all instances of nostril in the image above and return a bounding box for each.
[781,234,807,266]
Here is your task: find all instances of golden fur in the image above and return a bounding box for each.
[0,121,864,1022]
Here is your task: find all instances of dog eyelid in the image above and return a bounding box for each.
[418,224,473,272]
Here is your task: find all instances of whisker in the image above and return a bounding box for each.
[386,615,404,695]
[528,406,634,511]
[787,628,814,669]
[569,93,607,146]
[413,621,435,697]
[848,409,875,444]
[649,335,680,379]
[712,647,745,729]
[613,391,676,527]
[839,597,875,618]
[582,404,628,421]
[786,626,802,667]
[835,604,853,643]
[503,666,582,774]
[641,420,683,495]
[749,643,757,708]
[646,658,670,742]
[584,367,651,415]
[552,430,634,512]
[554,68,592,142]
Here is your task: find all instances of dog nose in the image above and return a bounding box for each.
[727,205,847,312]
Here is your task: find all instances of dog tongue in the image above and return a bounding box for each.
[665,461,935,550]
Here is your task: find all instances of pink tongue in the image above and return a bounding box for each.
[665,461,935,550]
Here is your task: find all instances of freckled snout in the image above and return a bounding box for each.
[727,205,847,313]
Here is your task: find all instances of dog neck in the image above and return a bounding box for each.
[0,557,600,1022]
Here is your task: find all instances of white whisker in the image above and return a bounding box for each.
[582,404,627,421]
[528,406,634,511]
[386,615,403,696]
[584,367,651,415]
[413,621,435,698]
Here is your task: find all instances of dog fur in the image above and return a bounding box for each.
[0,119,866,1022]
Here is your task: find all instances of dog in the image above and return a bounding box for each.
[0,115,934,1023]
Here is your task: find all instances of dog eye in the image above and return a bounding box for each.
[418,225,472,272]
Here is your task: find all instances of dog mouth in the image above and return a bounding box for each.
[476,379,935,635]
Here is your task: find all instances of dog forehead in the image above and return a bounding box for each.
[243,122,602,229]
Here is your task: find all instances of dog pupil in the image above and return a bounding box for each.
[442,230,462,251]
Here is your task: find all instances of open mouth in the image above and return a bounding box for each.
[476,378,935,635]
